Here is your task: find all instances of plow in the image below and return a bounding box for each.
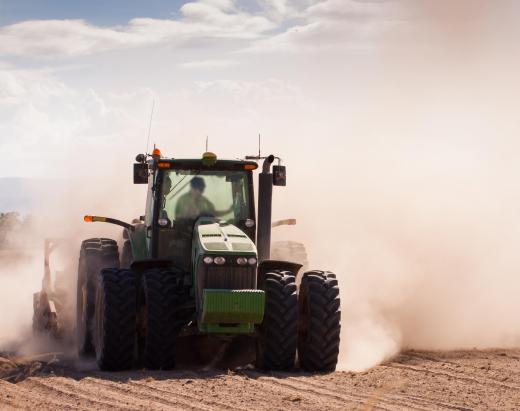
[32,239,67,339]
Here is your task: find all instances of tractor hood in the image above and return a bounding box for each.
[195,220,256,255]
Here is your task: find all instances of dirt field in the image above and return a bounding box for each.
[0,349,519,410]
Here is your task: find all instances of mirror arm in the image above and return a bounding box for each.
[84,215,135,231]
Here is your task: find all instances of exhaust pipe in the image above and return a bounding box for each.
[257,155,275,262]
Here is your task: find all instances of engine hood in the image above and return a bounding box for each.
[196,220,257,255]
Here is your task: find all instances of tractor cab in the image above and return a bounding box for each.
[141,155,258,272]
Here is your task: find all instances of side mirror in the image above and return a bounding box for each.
[273,165,286,186]
[133,163,148,184]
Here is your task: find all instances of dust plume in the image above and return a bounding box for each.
[0,178,145,354]
[278,0,520,371]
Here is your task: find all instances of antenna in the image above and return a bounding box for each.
[145,99,155,155]
[245,133,268,160]
[206,136,209,152]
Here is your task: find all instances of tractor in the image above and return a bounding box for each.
[77,149,341,371]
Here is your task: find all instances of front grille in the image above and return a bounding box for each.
[205,266,255,289]
[196,261,256,313]
[197,263,255,302]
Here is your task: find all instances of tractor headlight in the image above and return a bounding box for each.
[203,256,214,264]
[236,257,248,265]
[248,257,257,265]
[214,256,226,265]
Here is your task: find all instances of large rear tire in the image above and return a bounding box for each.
[298,270,341,372]
[256,270,298,371]
[94,268,136,371]
[76,238,119,357]
[141,268,189,370]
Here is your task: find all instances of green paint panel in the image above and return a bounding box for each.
[198,323,255,334]
[201,289,265,325]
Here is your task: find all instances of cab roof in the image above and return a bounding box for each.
[154,158,258,171]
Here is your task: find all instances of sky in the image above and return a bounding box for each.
[0,0,516,180]
[2,0,520,371]
[0,1,187,26]
[0,0,414,178]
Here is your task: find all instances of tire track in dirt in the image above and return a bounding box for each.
[149,374,327,411]
[382,362,520,391]
[81,378,197,411]
[278,374,464,411]
[400,351,520,385]
[0,380,73,411]
[20,378,130,410]
[241,372,376,410]
[48,377,188,411]
[256,372,457,411]
[130,379,246,411]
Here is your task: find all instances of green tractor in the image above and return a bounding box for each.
[77,149,341,371]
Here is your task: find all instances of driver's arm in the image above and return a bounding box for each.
[212,201,233,217]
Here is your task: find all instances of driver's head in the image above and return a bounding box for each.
[190,177,206,196]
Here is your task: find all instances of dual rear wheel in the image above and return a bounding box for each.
[78,239,189,371]
[256,269,341,372]
[91,268,189,371]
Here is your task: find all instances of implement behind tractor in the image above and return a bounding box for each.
[33,239,74,339]
[35,149,341,372]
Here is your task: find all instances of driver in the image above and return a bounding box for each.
[175,177,231,219]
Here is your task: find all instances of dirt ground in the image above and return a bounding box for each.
[0,349,519,410]
[1,252,519,410]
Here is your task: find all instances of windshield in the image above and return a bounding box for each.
[160,170,252,225]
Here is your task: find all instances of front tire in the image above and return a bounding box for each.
[141,268,189,370]
[256,270,298,371]
[298,271,341,372]
[94,268,136,371]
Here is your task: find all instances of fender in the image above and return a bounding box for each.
[257,259,303,290]
[130,258,173,272]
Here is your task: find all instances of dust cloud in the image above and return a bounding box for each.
[0,179,145,354]
[276,0,520,371]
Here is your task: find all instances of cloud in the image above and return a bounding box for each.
[0,1,406,58]
[0,0,276,58]
[179,59,238,69]
[258,0,299,20]
[193,78,306,104]
[245,0,401,53]
[306,0,393,21]
[0,66,159,177]
[0,20,144,57]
